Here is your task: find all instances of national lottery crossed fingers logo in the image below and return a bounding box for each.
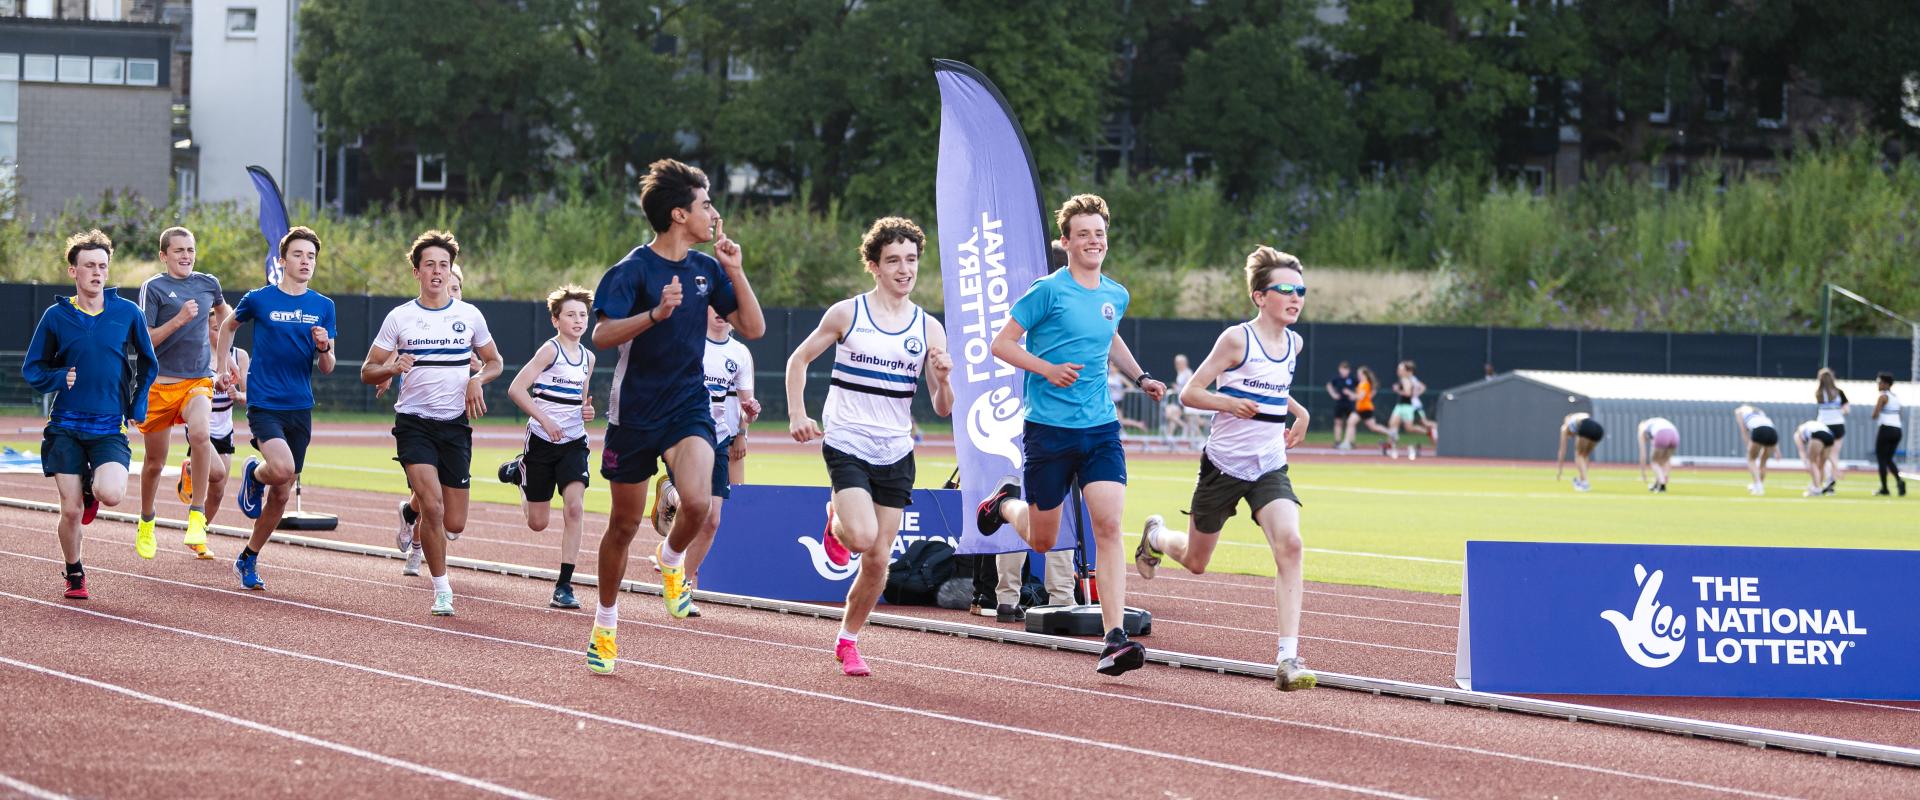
[1600,563,1868,670]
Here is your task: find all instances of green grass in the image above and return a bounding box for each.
[11,436,1910,596]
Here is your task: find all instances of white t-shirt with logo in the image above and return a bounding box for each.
[374,298,493,421]
[703,335,755,441]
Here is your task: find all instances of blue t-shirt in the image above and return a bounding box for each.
[593,245,739,429]
[1008,269,1129,429]
[232,284,337,411]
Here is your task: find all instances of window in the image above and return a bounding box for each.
[0,54,14,82]
[416,153,447,191]
[22,55,53,83]
[126,59,158,86]
[725,54,756,82]
[24,0,52,18]
[1903,74,1920,131]
[1522,165,1548,196]
[1705,62,1728,118]
[1756,74,1787,129]
[227,7,259,37]
[57,56,91,84]
[0,83,15,124]
[88,0,120,20]
[91,58,124,85]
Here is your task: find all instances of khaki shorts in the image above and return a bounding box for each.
[1189,455,1300,534]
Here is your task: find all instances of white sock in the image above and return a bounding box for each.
[1146,523,1163,551]
[659,542,686,568]
[837,628,858,643]
[431,574,451,593]
[595,603,618,629]
[1276,635,1299,663]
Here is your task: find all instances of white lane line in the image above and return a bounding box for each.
[0,653,549,800]
[0,774,71,800]
[1154,575,1460,608]
[157,546,1806,800]
[1130,592,1459,629]
[1822,700,1920,714]
[1147,617,1455,656]
[0,593,994,800]
[0,549,1422,800]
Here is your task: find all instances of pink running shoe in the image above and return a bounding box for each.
[834,638,870,677]
[821,502,850,567]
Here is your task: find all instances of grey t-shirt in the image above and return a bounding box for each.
[138,271,226,378]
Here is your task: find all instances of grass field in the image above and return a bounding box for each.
[7,436,1913,595]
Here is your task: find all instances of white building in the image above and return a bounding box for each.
[189,0,329,207]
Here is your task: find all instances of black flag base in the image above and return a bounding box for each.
[1024,604,1152,637]
[275,476,339,531]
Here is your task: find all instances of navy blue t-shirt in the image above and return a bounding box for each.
[593,245,739,429]
[1329,372,1358,404]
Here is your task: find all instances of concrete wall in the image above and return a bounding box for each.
[14,82,171,220]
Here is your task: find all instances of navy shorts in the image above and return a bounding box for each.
[248,407,313,474]
[601,406,714,484]
[665,435,734,500]
[1022,420,1127,511]
[40,425,131,477]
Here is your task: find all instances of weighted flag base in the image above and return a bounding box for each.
[1024,604,1151,637]
[277,510,338,531]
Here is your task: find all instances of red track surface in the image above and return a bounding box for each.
[2,473,1919,798]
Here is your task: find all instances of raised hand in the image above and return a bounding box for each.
[1043,361,1082,388]
[1141,377,1168,402]
[654,276,683,320]
[927,346,953,384]
[174,299,200,326]
[582,398,595,423]
[310,326,331,351]
[713,219,742,272]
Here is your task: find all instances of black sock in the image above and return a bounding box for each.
[242,547,258,559]
[66,561,83,577]
[557,562,575,586]
[1104,627,1128,646]
[141,512,154,522]
[402,504,419,525]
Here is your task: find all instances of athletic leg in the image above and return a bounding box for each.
[1082,480,1129,635]
[683,498,722,584]
[595,481,648,608]
[89,462,129,508]
[183,394,213,509]
[204,453,230,521]
[558,482,585,569]
[523,499,552,532]
[838,496,893,635]
[660,436,714,553]
[138,426,170,518]
[441,486,469,544]
[53,473,84,564]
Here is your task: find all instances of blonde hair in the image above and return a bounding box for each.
[1245,246,1303,296]
[1054,194,1109,238]
[546,284,593,318]
[158,226,194,254]
[1816,367,1840,404]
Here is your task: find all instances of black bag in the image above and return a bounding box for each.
[883,539,956,605]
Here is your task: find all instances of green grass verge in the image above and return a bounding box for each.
[8,437,1911,596]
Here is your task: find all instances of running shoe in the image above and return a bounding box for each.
[587,625,617,674]
[1096,632,1146,677]
[175,456,192,504]
[403,542,423,576]
[1656,483,1667,493]
[79,470,98,525]
[835,638,871,677]
[975,477,1019,536]
[1276,657,1317,692]
[395,500,416,553]
[657,542,692,619]
[1134,515,1165,580]
[821,501,850,567]
[685,578,702,618]
[497,455,523,485]
[650,475,677,535]
[237,457,264,519]
[134,517,157,560]
[1901,480,1909,497]
[1822,481,1837,496]
[184,510,212,559]
[431,589,455,616]
[234,551,265,590]
[551,583,580,609]
[63,571,88,600]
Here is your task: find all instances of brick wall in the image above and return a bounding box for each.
[15,82,172,222]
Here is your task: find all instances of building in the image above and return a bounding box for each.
[188,0,334,208]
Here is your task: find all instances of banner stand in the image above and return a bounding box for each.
[1023,484,1152,637]
[276,475,338,531]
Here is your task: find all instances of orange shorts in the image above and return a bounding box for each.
[136,378,214,433]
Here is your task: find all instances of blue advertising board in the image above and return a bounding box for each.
[697,485,1084,603]
[1455,541,1920,699]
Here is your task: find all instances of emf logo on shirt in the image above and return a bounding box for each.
[269,309,320,324]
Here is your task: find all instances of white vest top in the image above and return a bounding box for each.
[1204,324,1299,482]
[1742,408,1774,431]
[526,338,590,444]
[1881,390,1905,428]
[703,335,754,441]
[1796,420,1830,444]
[823,295,927,465]
[1815,391,1848,426]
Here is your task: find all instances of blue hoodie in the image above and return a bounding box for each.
[22,294,158,435]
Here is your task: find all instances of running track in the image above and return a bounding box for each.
[1,478,1918,797]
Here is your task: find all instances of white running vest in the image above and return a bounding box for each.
[1203,324,1299,482]
[1881,391,1905,428]
[1743,408,1774,431]
[209,346,239,440]
[526,338,590,444]
[823,295,926,465]
[1796,420,1830,444]
[1816,391,1847,426]
[703,335,754,440]
[374,299,494,420]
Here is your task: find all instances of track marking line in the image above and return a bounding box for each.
[1154,575,1460,608]
[41,542,1817,799]
[0,774,71,800]
[1146,617,1454,656]
[0,652,550,800]
[0,592,997,800]
[1823,700,1920,714]
[0,550,1424,800]
[1130,591,1459,629]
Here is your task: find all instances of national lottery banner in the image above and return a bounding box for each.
[1455,541,1920,699]
[932,59,1077,555]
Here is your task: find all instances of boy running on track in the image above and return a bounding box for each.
[584,158,764,675]
[360,231,504,616]
[216,226,337,592]
[179,314,246,526]
[134,227,227,560]
[1555,412,1604,492]
[1133,246,1317,691]
[393,262,481,576]
[1635,416,1678,492]
[1734,404,1778,496]
[505,285,597,610]
[786,216,954,676]
[975,194,1168,677]
[23,230,157,599]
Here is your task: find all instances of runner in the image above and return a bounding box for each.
[785,216,953,676]
[360,231,503,616]
[392,261,476,576]
[1325,360,1357,450]
[584,158,764,675]
[133,227,226,560]
[180,318,245,527]
[1791,419,1833,497]
[215,226,337,592]
[505,285,597,609]
[22,230,156,599]
[1734,404,1778,496]
[1555,411,1604,492]
[1345,365,1393,451]
[1132,246,1317,691]
[974,194,1168,677]
[1814,368,1848,494]
[1635,416,1679,492]
[1385,360,1433,459]
[1869,372,1906,497]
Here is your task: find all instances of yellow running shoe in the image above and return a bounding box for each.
[657,542,692,619]
[135,517,157,559]
[184,510,212,559]
[175,457,192,504]
[587,625,617,674]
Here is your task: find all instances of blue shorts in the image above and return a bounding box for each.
[40,425,131,477]
[601,406,715,484]
[665,435,734,500]
[1022,420,1127,511]
[248,407,313,474]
